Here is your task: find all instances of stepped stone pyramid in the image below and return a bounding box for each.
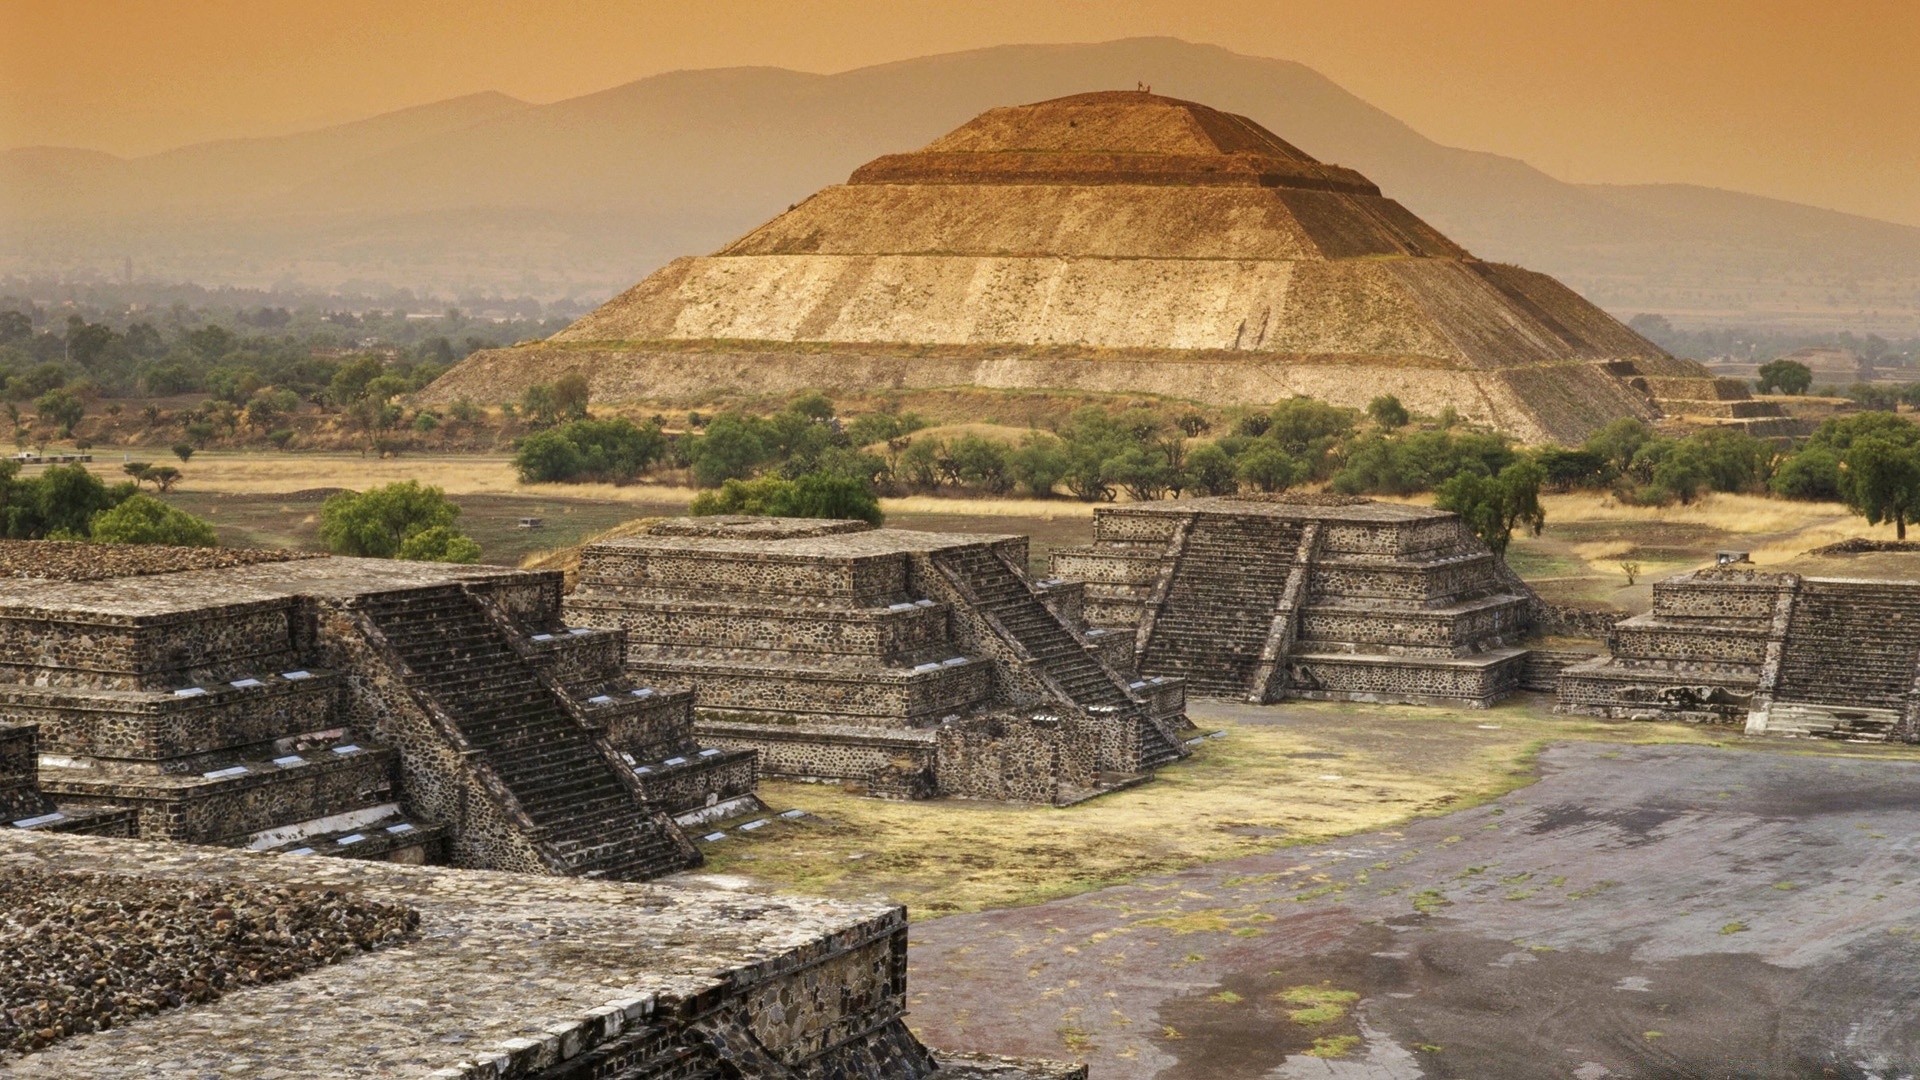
[1051,496,1537,707]
[1559,568,1920,742]
[563,517,1191,804]
[0,542,756,879]
[428,90,1782,444]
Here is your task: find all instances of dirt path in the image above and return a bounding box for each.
[906,741,1920,1078]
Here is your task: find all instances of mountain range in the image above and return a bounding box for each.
[4,37,1916,333]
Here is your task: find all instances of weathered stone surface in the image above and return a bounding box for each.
[0,546,751,879]
[1054,495,1537,707]
[0,829,1075,1079]
[567,518,1190,804]
[1560,567,1920,743]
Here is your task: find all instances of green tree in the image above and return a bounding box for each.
[552,371,592,421]
[1007,434,1069,497]
[88,494,218,546]
[1236,445,1299,493]
[1841,436,1920,539]
[1755,358,1813,395]
[689,413,769,487]
[1434,459,1546,555]
[1366,394,1410,429]
[4,464,130,539]
[318,481,478,560]
[1584,418,1654,477]
[1184,442,1238,496]
[1770,445,1843,501]
[395,524,482,563]
[945,435,1014,494]
[34,388,84,437]
[327,355,384,405]
[513,418,666,484]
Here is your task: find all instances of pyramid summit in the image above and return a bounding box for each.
[428,91,1763,443]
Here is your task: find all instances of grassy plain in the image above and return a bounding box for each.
[94,450,1903,583]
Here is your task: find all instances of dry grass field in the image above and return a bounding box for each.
[66,449,1910,588]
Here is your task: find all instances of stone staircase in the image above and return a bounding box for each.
[359,586,694,881]
[1775,581,1920,711]
[1140,515,1303,696]
[934,546,1184,770]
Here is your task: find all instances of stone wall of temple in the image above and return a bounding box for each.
[566,518,1188,805]
[1558,568,1920,743]
[0,547,748,877]
[1053,496,1534,707]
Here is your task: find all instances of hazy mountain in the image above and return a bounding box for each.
[4,38,1915,332]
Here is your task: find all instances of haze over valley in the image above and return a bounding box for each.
[6,38,1917,334]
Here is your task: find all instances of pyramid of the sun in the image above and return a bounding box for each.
[428,91,1751,443]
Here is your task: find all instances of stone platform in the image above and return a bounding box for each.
[0,827,1081,1079]
[565,517,1191,805]
[0,542,758,880]
[1558,567,1920,742]
[1051,496,1536,707]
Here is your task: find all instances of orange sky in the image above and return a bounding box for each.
[4,0,1917,226]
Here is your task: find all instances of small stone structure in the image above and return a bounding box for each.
[564,517,1191,804]
[1559,568,1920,742]
[0,828,1082,1079]
[1051,496,1536,707]
[0,541,758,879]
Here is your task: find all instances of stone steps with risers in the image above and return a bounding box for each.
[359,586,694,882]
[1140,515,1302,697]
[1760,702,1900,743]
[261,807,447,862]
[1775,583,1920,711]
[1519,648,1603,693]
[934,545,1185,770]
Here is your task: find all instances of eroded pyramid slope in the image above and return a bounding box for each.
[428,91,1729,443]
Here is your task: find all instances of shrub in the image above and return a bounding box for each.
[1770,445,1842,501]
[514,418,666,484]
[88,494,217,546]
[318,481,478,560]
[689,471,883,524]
[395,524,482,564]
[1008,434,1070,497]
[1366,394,1410,429]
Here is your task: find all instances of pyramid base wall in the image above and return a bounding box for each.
[428,343,1662,444]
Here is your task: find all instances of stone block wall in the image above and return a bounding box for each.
[1,675,342,772]
[569,521,1181,804]
[1054,496,1537,706]
[1,723,46,820]
[0,602,301,691]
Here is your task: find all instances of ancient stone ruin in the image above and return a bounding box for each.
[429,90,1784,444]
[1051,496,1537,707]
[1559,567,1920,742]
[0,829,1081,1078]
[0,541,756,879]
[563,517,1191,804]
